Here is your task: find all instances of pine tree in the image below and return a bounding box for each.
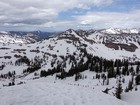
[130,66,134,73]
[136,65,139,74]
[106,78,109,85]
[115,79,123,99]
[122,67,126,75]
[125,87,129,92]
[135,75,140,85]
[127,71,129,76]
[95,65,99,73]
[122,78,125,83]
[128,80,133,91]
[99,59,103,72]
[116,66,120,76]
[107,66,115,78]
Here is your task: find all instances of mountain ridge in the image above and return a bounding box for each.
[0,31,55,43]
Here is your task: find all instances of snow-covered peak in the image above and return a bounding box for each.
[102,28,120,34]
[129,28,139,34]
[101,28,139,34]
[0,34,31,44]
[65,29,77,34]
[0,31,8,34]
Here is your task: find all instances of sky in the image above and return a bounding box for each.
[0,0,140,31]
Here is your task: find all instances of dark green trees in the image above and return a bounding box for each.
[135,75,140,85]
[115,79,123,99]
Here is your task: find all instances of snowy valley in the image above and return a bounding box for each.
[0,28,140,105]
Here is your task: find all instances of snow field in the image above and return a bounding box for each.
[0,78,130,105]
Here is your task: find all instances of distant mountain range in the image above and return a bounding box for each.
[0,31,55,43]
[0,28,139,44]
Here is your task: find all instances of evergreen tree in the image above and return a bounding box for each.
[95,65,99,73]
[116,66,120,76]
[125,87,129,92]
[129,66,134,73]
[136,65,139,74]
[128,80,133,91]
[115,79,123,99]
[75,73,82,81]
[106,78,109,85]
[99,59,103,72]
[122,78,125,83]
[122,67,126,75]
[135,75,140,85]
[127,71,130,76]
[107,66,115,78]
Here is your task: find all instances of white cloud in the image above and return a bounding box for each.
[0,0,139,31]
[75,10,140,29]
[0,0,116,30]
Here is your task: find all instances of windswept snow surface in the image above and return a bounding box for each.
[0,78,130,105]
[122,87,140,105]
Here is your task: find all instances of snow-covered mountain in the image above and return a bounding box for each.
[56,29,140,60]
[0,31,54,44]
[0,28,140,76]
[100,28,140,34]
[0,28,140,105]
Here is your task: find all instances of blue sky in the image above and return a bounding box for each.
[0,0,139,31]
[59,0,140,16]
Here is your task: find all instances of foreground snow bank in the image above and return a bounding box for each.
[0,79,129,105]
[122,86,140,105]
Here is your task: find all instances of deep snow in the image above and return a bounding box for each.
[0,78,131,105]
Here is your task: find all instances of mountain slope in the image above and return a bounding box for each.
[0,28,140,77]
[0,78,130,105]
[0,28,140,105]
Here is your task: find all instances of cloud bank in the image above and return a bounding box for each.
[0,0,139,31]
